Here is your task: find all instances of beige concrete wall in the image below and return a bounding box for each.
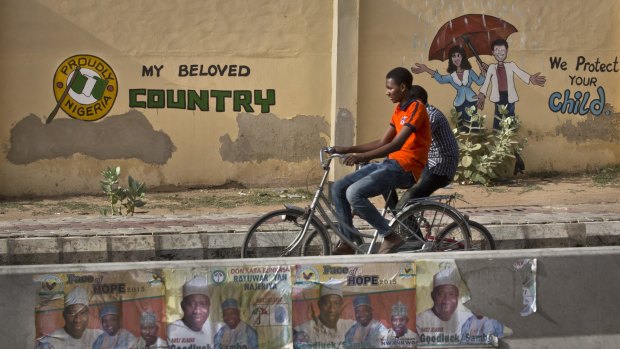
[358,0,620,174]
[1,0,619,196]
[0,0,334,196]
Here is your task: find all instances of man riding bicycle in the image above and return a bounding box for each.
[394,85,459,208]
[330,67,431,255]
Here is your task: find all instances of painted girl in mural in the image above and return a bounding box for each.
[411,45,486,131]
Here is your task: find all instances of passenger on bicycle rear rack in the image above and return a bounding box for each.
[393,85,460,209]
[330,67,431,255]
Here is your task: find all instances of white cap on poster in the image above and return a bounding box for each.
[64,287,89,307]
[183,276,209,297]
[432,267,460,289]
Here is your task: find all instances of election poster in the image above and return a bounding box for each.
[292,262,417,349]
[164,266,292,349]
[34,270,166,349]
[415,260,510,348]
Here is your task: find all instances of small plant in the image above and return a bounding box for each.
[100,166,146,216]
[451,106,527,186]
[592,164,620,186]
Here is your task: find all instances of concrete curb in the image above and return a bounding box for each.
[2,220,619,265]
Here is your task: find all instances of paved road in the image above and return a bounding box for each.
[1,203,619,264]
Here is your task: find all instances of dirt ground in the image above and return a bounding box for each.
[1,174,619,220]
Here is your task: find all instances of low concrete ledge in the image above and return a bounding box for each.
[2,247,620,349]
[1,221,619,265]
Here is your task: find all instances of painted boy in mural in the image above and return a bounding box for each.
[411,45,487,130]
[36,287,103,349]
[477,38,546,129]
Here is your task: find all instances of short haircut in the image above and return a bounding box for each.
[492,39,508,50]
[386,67,413,90]
[411,85,428,105]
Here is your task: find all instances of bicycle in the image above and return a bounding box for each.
[396,194,496,251]
[241,147,472,258]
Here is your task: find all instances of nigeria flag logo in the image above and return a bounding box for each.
[50,54,118,122]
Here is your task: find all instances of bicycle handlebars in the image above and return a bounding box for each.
[320,147,346,165]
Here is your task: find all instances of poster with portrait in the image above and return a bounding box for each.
[292,262,417,349]
[164,266,292,349]
[34,270,166,349]
[415,260,509,348]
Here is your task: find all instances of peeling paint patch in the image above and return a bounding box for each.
[555,104,620,143]
[7,111,175,165]
[219,113,329,163]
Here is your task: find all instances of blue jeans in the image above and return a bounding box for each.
[331,159,414,238]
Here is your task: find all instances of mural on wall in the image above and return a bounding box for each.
[548,56,616,117]
[49,54,119,123]
[130,64,276,113]
[411,14,546,130]
[8,56,292,166]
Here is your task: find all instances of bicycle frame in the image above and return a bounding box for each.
[281,148,442,255]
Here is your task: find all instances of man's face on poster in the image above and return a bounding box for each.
[63,304,89,339]
[431,285,459,321]
[318,294,344,328]
[391,315,409,337]
[102,314,120,336]
[140,323,158,345]
[354,305,373,327]
[181,294,211,331]
[223,308,241,329]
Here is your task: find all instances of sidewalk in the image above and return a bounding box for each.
[2,202,619,265]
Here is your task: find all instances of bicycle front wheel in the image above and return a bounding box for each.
[443,220,496,250]
[241,208,327,258]
[392,202,471,252]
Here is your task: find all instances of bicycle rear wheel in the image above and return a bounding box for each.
[443,220,496,250]
[241,208,328,258]
[301,230,339,256]
[391,202,471,252]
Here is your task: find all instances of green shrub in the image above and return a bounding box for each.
[100,166,146,215]
[451,105,527,186]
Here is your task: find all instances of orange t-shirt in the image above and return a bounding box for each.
[388,98,431,180]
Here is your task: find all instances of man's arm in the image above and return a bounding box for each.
[341,123,413,166]
[332,136,388,155]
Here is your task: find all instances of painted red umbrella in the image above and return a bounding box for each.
[429,14,518,66]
